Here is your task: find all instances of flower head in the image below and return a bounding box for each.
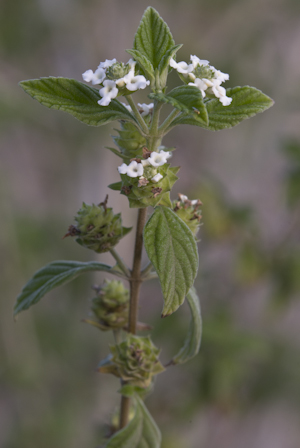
[170,54,232,106]
[83,57,150,106]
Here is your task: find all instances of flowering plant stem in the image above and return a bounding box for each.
[15,7,274,446]
[119,207,148,428]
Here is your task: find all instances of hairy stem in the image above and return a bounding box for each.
[129,207,148,334]
[119,207,148,429]
[158,108,180,135]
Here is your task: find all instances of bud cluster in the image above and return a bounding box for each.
[82,58,149,106]
[98,335,165,388]
[91,280,129,330]
[173,193,202,238]
[64,198,131,253]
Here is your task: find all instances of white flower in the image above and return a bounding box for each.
[148,152,168,167]
[191,199,200,205]
[214,69,229,83]
[170,58,193,74]
[82,67,106,85]
[189,77,213,98]
[118,163,128,174]
[190,55,209,68]
[126,161,144,178]
[98,58,117,69]
[137,103,154,117]
[151,173,163,183]
[82,70,94,83]
[178,193,189,202]
[123,69,150,91]
[121,102,132,112]
[98,80,118,106]
[210,79,232,106]
[219,95,232,106]
[141,159,151,167]
[159,149,172,160]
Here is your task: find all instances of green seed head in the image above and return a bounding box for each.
[99,335,165,388]
[66,198,131,253]
[91,280,129,330]
[172,194,202,238]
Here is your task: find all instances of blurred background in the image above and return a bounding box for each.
[1,0,300,447]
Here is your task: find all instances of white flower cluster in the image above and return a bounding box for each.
[170,55,232,106]
[82,59,150,106]
[118,148,171,184]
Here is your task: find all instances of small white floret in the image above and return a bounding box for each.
[82,70,94,83]
[170,58,193,74]
[124,71,150,91]
[137,103,154,117]
[98,80,118,106]
[148,152,168,167]
[159,149,171,159]
[190,55,209,68]
[151,173,163,183]
[121,103,132,112]
[126,161,144,178]
[118,163,128,174]
[98,58,117,69]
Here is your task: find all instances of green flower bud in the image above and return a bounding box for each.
[105,62,130,81]
[194,65,215,80]
[91,280,129,330]
[65,197,131,253]
[98,335,165,388]
[172,193,202,238]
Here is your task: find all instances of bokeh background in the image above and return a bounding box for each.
[1,0,300,447]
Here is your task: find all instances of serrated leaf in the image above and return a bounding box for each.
[169,86,274,131]
[133,7,175,70]
[126,49,155,83]
[14,260,124,316]
[105,396,161,448]
[172,287,202,365]
[144,207,198,316]
[157,44,183,89]
[149,85,208,126]
[19,77,136,127]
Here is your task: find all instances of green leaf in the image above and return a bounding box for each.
[126,49,155,83]
[171,287,202,365]
[170,86,274,131]
[157,44,183,89]
[133,7,175,70]
[14,260,124,316]
[19,77,136,127]
[149,85,208,125]
[105,396,161,448]
[108,181,123,191]
[143,207,198,317]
